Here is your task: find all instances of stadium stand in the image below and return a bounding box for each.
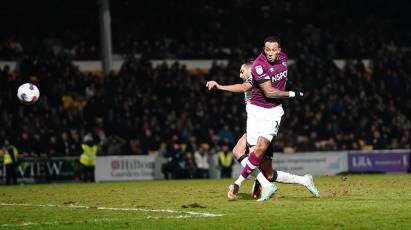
[1,0,410,60]
[1,0,410,179]
[1,48,410,158]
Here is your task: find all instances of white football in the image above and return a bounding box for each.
[17,83,40,105]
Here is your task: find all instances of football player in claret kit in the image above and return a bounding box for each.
[207,57,320,201]
[223,36,319,201]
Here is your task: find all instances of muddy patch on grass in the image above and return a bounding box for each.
[181,203,206,208]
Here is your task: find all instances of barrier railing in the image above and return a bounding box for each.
[1,156,79,184]
[1,150,409,183]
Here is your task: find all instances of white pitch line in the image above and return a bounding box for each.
[0,218,126,227]
[0,203,224,218]
[1,217,142,227]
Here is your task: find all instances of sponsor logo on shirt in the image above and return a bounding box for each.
[272,70,288,82]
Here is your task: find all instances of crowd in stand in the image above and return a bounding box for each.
[1,46,410,162]
[1,0,410,60]
[1,0,411,179]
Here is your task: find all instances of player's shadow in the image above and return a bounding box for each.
[237,193,255,200]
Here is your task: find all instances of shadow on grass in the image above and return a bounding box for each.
[235,193,318,201]
[237,193,255,200]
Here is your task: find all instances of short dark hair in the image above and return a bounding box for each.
[243,61,253,69]
[263,36,281,47]
[241,58,254,67]
[245,59,254,66]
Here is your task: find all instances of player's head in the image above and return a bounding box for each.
[240,61,253,80]
[263,36,281,63]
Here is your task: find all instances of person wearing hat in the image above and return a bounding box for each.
[79,134,98,182]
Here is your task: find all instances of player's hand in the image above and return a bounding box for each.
[289,91,304,98]
[295,91,304,98]
[206,81,220,90]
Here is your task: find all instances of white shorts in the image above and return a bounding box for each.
[246,103,284,146]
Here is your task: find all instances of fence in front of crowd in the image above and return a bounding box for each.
[0,156,79,184]
[1,150,409,184]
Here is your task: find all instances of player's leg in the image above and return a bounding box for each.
[258,147,320,197]
[263,110,319,196]
[233,137,277,198]
[250,145,261,199]
[262,143,320,196]
[254,146,320,197]
[234,105,273,185]
[228,139,275,200]
[232,133,248,165]
[252,155,273,199]
[272,170,320,197]
[261,157,274,181]
[274,170,308,185]
[259,142,275,182]
[232,134,264,179]
[228,105,278,201]
[228,135,265,200]
[253,153,319,198]
[232,135,264,179]
[253,106,284,201]
[251,138,278,201]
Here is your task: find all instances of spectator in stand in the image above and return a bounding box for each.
[101,136,126,155]
[194,143,210,179]
[0,38,410,160]
[218,125,235,146]
[162,141,189,179]
[218,142,233,178]
[47,134,62,156]
[186,135,199,154]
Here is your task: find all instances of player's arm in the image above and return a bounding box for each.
[218,82,252,93]
[206,81,252,93]
[258,81,303,98]
[252,65,303,98]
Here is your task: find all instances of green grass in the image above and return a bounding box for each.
[1,174,411,229]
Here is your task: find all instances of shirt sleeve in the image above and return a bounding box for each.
[251,64,270,84]
[244,74,253,85]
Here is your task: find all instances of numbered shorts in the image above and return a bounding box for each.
[246,103,284,146]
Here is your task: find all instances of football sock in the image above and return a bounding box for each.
[240,157,248,168]
[240,156,271,187]
[276,171,307,186]
[234,175,246,186]
[236,152,264,186]
[256,172,273,188]
[241,157,258,177]
[237,154,248,164]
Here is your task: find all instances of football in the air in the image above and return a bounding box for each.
[17,83,40,105]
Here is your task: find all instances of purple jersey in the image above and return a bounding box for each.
[250,52,288,108]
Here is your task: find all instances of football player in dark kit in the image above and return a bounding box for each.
[227,36,319,201]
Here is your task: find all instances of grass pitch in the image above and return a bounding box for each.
[1,174,410,229]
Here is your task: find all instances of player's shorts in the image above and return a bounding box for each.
[246,103,284,146]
